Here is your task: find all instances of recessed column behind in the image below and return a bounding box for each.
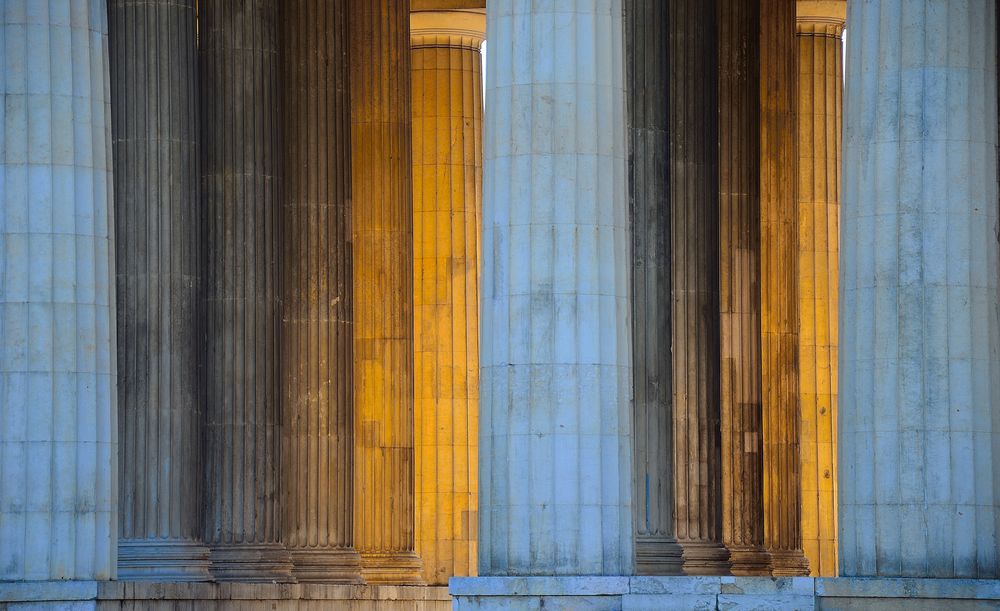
[109,0,209,581]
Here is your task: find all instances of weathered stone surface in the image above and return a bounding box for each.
[626,0,681,576]
[108,0,209,582]
[759,0,809,577]
[199,0,291,582]
[410,8,485,587]
[348,0,422,585]
[0,0,117,581]
[718,0,770,577]
[794,0,845,578]
[279,0,360,585]
[839,0,1000,578]
[479,0,633,576]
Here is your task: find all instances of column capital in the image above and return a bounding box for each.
[796,0,845,36]
[410,9,485,49]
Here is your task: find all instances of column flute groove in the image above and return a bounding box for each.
[280,0,361,584]
[349,0,423,585]
[200,0,292,582]
[410,8,484,586]
[109,0,210,581]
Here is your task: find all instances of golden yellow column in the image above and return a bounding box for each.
[410,9,484,586]
[795,0,844,578]
[350,0,422,585]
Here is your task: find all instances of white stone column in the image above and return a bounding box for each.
[480,0,633,575]
[840,0,1000,578]
[0,0,117,580]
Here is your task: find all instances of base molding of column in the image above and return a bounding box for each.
[118,539,212,581]
[636,537,685,575]
[360,551,425,585]
[209,544,296,583]
[289,548,363,584]
[678,541,732,576]
[768,549,811,577]
[726,545,773,576]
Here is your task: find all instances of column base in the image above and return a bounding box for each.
[118,539,212,581]
[360,551,424,585]
[289,548,364,584]
[678,540,731,576]
[210,543,295,583]
[769,549,810,576]
[636,536,684,575]
[726,544,773,576]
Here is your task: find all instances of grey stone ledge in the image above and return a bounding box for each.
[0,581,98,602]
[449,576,631,596]
[815,577,1000,599]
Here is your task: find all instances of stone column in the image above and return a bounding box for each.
[718,0,771,576]
[410,8,484,586]
[199,0,291,582]
[627,0,682,576]
[668,0,728,575]
[759,0,809,576]
[349,0,423,585]
[480,0,634,576]
[795,0,844,578]
[279,0,361,584]
[840,0,1000,578]
[0,0,117,581]
[108,0,209,581]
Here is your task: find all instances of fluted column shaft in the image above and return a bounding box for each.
[108,0,209,581]
[480,0,634,576]
[719,0,770,576]
[840,0,1000,578]
[760,0,809,576]
[349,0,422,585]
[280,0,360,584]
[627,0,682,576]
[795,0,844,578]
[0,0,116,581]
[667,0,728,575]
[410,9,484,586]
[199,0,291,582]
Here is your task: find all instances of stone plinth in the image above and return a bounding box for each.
[795,0,845,578]
[449,576,1000,610]
[0,582,451,611]
[410,8,485,586]
[0,0,117,581]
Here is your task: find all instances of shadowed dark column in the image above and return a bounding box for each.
[668,0,729,575]
[200,0,292,582]
[718,0,771,576]
[109,0,211,581]
[279,0,362,584]
[627,0,683,576]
